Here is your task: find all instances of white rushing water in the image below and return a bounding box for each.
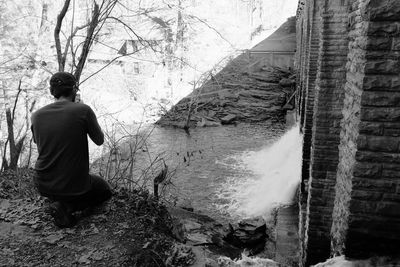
[220,125,302,219]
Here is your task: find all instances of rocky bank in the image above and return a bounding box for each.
[156,56,295,129]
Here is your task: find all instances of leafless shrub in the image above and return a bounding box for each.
[91,116,176,200]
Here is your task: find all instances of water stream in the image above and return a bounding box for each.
[91,116,302,223]
[219,125,302,219]
[137,120,301,222]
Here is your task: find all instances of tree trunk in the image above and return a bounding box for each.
[5,107,26,170]
[26,138,33,168]
[5,108,16,166]
[2,81,25,171]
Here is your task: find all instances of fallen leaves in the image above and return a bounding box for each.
[77,249,106,264]
[0,248,16,266]
[0,199,10,210]
[78,252,91,264]
[0,197,49,231]
[0,168,37,199]
[44,233,64,244]
[118,222,129,229]
[0,181,175,266]
[142,241,151,249]
[165,244,196,266]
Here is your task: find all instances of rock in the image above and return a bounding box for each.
[172,121,188,129]
[168,207,242,259]
[224,217,267,255]
[238,217,267,235]
[178,198,194,212]
[184,220,202,232]
[279,78,295,87]
[205,258,219,267]
[250,113,271,121]
[187,232,210,244]
[282,103,294,110]
[221,114,236,124]
[170,217,186,242]
[218,90,238,100]
[197,118,221,127]
[231,229,265,246]
[165,244,196,267]
[208,110,216,117]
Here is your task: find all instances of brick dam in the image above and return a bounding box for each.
[295,0,400,265]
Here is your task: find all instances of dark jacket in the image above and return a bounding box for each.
[31,101,103,196]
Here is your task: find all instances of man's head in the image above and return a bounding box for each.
[49,72,78,100]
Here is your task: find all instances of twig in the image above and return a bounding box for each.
[11,80,23,121]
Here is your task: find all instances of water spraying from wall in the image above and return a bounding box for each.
[221,125,302,219]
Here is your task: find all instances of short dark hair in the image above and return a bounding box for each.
[49,72,76,99]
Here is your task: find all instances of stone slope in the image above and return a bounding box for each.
[157,53,294,128]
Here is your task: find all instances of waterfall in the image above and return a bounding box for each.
[222,125,302,219]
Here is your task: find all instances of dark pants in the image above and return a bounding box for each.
[41,175,112,212]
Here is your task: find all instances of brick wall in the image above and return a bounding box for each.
[297,0,400,264]
[332,0,400,258]
[296,0,324,264]
[303,0,351,265]
[330,0,363,256]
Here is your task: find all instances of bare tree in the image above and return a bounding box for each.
[1,80,26,171]
[54,0,122,84]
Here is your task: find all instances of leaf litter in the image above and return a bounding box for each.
[1,170,177,267]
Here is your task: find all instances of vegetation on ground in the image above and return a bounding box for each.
[0,168,181,267]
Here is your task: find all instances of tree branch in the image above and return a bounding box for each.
[54,0,72,71]
[74,2,100,83]
[11,80,23,122]
[62,23,91,68]
[187,14,237,50]
[108,16,158,53]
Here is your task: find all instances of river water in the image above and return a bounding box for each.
[90,114,302,222]
[140,118,302,222]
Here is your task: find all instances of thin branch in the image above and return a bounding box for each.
[68,0,75,72]
[24,55,53,75]
[12,80,23,122]
[79,44,160,85]
[107,16,158,53]
[187,14,237,50]
[0,54,24,67]
[62,23,91,67]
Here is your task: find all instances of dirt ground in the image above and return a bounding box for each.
[0,169,178,267]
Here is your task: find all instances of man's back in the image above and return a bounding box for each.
[31,101,103,196]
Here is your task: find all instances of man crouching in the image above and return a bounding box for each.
[31,72,112,228]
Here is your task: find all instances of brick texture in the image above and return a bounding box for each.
[295,0,323,263]
[297,0,400,265]
[304,0,350,265]
[340,0,400,258]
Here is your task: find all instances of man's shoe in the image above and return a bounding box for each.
[49,202,76,228]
